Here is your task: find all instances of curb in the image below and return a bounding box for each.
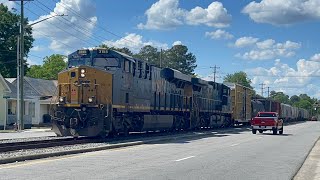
[0,131,216,165]
[291,135,320,180]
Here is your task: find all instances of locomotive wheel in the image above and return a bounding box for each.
[258,130,263,133]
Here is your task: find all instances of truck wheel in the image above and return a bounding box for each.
[252,129,257,134]
[258,130,263,133]
[273,128,278,135]
[279,126,283,135]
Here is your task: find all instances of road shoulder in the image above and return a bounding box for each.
[294,137,320,180]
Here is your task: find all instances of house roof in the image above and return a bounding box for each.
[4,77,57,98]
[24,77,58,97]
[0,74,11,93]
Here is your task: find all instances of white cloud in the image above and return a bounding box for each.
[242,0,320,25]
[172,41,183,46]
[103,33,168,53]
[30,0,97,53]
[256,39,275,49]
[235,39,301,60]
[205,29,233,40]
[185,2,232,28]
[30,45,45,52]
[311,53,320,61]
[137,0,186,30]
[234,36,259,48]
[26,58,40,66]
[246,58,320,98]
[0,1,15,10]
[138,0,231,30]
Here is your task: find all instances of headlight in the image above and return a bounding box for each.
[80,73,85,78]
[59,97,64,102]
[81,69,86,73]
[88,97,93,103]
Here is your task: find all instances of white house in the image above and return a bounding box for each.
[0,74,11,129]
[0,74,57,129]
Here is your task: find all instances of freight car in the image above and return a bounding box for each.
[51,49,232,137]
[225,83,253,125]
[253,98,310,122]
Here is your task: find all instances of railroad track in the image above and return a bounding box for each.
[0,137,100,153]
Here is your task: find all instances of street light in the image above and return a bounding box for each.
[17,13,66,130]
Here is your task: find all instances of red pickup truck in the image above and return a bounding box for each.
[251,112,283,135]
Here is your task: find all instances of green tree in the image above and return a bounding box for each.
[27,54,66,80]
[270,91,290,104]
[294,99,312,110]
[223,71,252,88]
[163,45,197,75]
[134,45,160,66]
[0,4,34,77]
[290,95,300,105]
[299,94,314,104]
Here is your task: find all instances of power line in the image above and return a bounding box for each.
[210,65,220,83]
[28,54,43,59]
[259,83,265,97]
[247,74,320,78]
[21,4,98,47]
[34,0,106,44]
[51,0,140,46]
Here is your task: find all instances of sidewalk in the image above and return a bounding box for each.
[294,137,320,180]
[0,128,56,140]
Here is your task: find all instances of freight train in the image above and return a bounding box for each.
[51,48,309,137]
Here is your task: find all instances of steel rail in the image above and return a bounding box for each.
[0,137,99,153]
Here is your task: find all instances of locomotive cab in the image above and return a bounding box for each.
[52,65,113,137]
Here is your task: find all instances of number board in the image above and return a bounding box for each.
[78,49,88,55]
[97,49,108,54]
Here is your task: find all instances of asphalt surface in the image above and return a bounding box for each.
[0,121,319,180]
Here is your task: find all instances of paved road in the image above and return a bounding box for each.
[0,122,319,180]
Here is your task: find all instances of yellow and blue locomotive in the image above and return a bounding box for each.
[52,49,232,137]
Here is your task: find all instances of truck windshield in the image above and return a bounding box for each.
[258,113,276,117]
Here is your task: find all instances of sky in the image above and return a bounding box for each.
[1,0,320,99]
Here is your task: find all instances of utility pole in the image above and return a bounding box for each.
[20,0,24,130]
[267,87,271,111]
[210,65,220,82]
[160,48,162,68]
[10,0,62,130]
[16,36,20,130]
[259,83,265,97]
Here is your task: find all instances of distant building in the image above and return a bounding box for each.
[0,74,57,129]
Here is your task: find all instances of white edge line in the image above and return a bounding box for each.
[175,156,195,162]
[230,143,240,147]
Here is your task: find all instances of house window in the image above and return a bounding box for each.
[29,102,35,118]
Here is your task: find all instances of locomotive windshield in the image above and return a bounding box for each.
[93,57,120,68]
[68,57,91,68]
[68,49,91,68]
